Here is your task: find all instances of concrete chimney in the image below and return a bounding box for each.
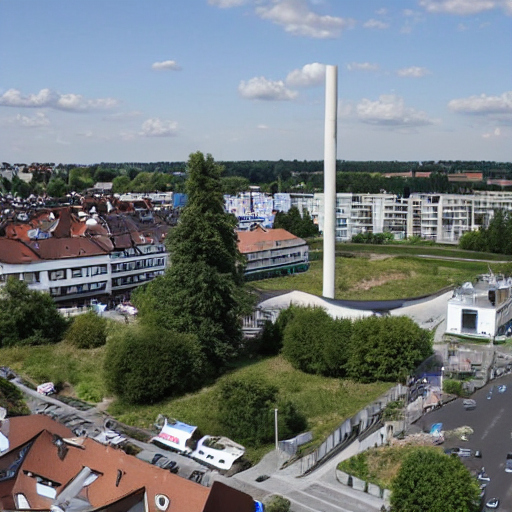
[322,65,337,299]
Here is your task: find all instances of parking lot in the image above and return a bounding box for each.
[423,373,512,510]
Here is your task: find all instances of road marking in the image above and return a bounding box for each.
[481,408,505,440]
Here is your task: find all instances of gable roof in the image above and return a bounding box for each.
[0,415,255,512]
[237,226,303,254]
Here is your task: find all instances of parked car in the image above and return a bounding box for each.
[505,453,512,473]
[151,453,179,474]
[445,447,472,457]
[463,399,476,410]
[486,497,500,509]
[475,450,482,458]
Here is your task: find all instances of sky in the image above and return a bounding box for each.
[0,0,511,165]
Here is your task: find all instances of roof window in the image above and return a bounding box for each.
[155,494,170,511]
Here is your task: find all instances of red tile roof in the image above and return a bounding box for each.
[0,416,255,512]
[237,226,303,254]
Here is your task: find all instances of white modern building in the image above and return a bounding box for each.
[446,274,512,339]
[225,190,512,244]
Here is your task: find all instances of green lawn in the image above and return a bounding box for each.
[252,256,494,300]
[308,240,512,262]
[110,355,391,462]
[0,342,106,403]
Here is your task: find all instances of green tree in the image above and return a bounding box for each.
[218,376,306,446]
[0,277,68,346]
[273,206,318,238]
[133,151,252,371]
[347,316,432,383]
[282,307,350,377]
[46,177,68,198]
[391,448,480,512]
[264,495,291,512]
[112,175,131,194]
[104,324,205,404]
[68,167,94,192]
[221,176,250,196]
[66,310,107,348]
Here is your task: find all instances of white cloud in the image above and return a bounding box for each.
[257,124,269,130]
[376,8,388,15]
[397,66,431,77]
[448,91,512,114]
[152,60,181,71]
[103,111,143,121]
[13,112,50,127]
[255,0,355,38]
[139,118,178,137]
[238,77,298,100]
[363,19,389,29]
[419,0,511,15]
[401,9,425,32]
[0,88,118,111]
[286,62,326,87]
[482,127,501,138]
[356,94,436,126]
[347,62,380,72]
[208,0,247,7]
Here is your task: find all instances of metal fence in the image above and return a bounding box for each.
[299,383,407,475]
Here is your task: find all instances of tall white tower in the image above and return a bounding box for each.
[322,65,337,299]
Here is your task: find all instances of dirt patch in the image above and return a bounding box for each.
[368,253,397,261]
[351,272,408,291]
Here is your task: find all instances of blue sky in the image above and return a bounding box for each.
[0,0,511,164]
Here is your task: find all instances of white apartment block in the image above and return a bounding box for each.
[226,191,512,244]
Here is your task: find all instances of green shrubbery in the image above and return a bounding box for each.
[0,377,29,416]
[391,447,480,512]
[279,306,432,383]
[104,324,206,404]
[218,376,307,447]
[0,278,68,347]
[443,379,464,396]
[264,495,291,512]
[66,311,107,348]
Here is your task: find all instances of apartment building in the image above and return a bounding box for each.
[237,226,309,280]
[0,201,169,305]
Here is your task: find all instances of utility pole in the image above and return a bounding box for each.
[274,408,279,451]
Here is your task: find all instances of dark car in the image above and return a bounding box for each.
[505,453,512,473]
[150,453,179,474]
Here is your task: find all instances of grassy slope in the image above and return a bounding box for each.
[252,256,492,300]
[337,444,444,489]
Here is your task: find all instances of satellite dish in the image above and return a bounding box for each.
[85,218,98,226]
[0,407,6,421]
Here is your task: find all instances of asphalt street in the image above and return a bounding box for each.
[423,372,512,511]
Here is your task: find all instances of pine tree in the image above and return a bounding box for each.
[133,151,252,372]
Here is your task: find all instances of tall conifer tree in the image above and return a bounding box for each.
[134,151,251,371]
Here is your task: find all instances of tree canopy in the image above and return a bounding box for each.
[280,307,432,383]
[0,277,68,347]
[273,206,319,238]
[104,324,205,405]
[391,448,480,512]
[133,151,252,372]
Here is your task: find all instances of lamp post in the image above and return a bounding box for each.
[274,408,279,451]
[440,366,445,398]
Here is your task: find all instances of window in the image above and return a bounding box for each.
[49,269,66,281]
[71,268,82,278]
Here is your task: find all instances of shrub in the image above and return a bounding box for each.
[104,324,206,405]
[0,377,30,416]
[66,311,107,348]
[265,495,291,512]
[0,277,68,347]
[443,379,464,396]
[282,307,350,377]
[218,376,307,447]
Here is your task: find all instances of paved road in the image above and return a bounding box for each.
[423,373,512,510]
